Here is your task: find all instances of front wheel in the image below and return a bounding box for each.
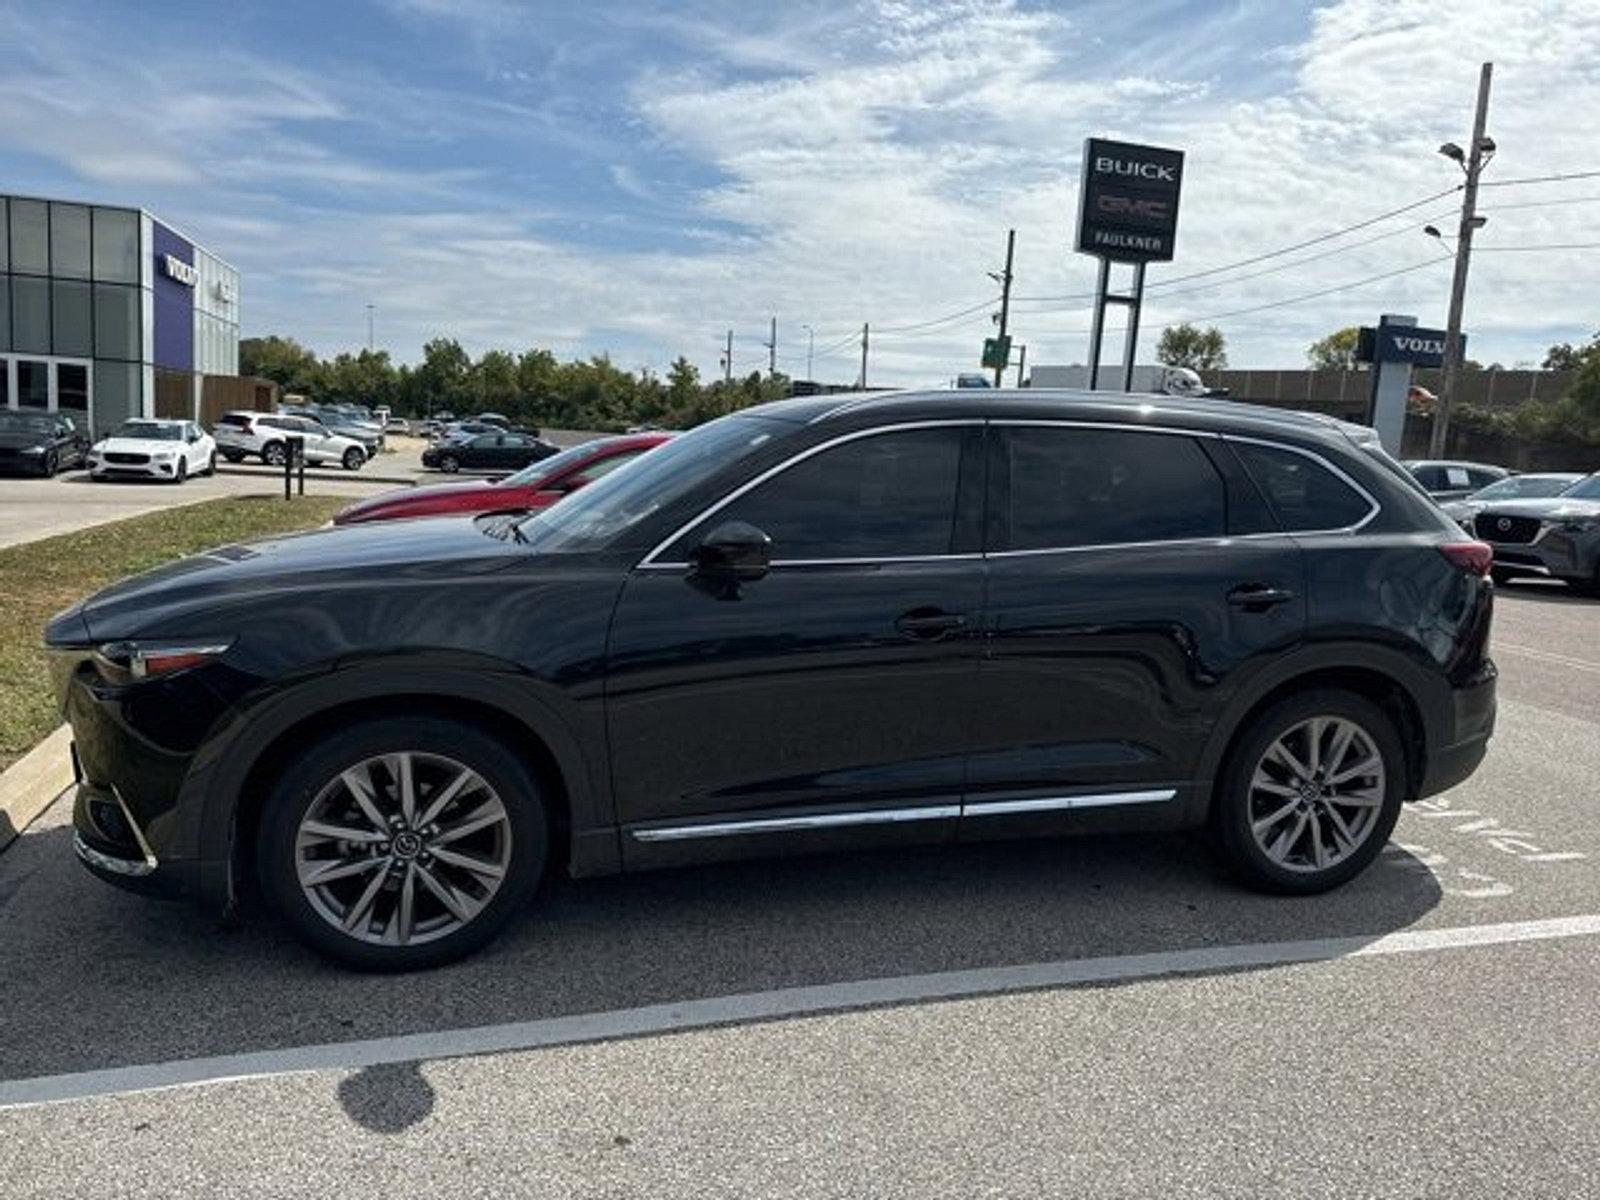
[173,458,188,484]
[1490,566,1514,586]
[261,441,286,467]
[205,451,217,476]
[439,454,459,473]
[41,450,59,477]
[342,446,365,471]
[1212,689,1404,894]
[256,716,547,970]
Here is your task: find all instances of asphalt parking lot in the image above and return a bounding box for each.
[0,581,1596,1196]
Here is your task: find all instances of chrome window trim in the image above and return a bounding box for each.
[963,789,1176,817]
[637,417,1381,570]
[638,419,982,568]
[631,803,961,842]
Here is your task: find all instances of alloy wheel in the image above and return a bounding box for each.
[293,751,514,946]
[1247,716,1385,874]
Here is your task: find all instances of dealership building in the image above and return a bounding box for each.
[0,192,257,435]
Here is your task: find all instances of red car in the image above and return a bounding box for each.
[331,432,672,526]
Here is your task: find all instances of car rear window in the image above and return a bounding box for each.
[218,413,253,428]
[1232,442,1374,531]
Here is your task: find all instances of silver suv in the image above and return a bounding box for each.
[213,411,368,471]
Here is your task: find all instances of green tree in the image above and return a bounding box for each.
[471,349,521,416]
[240,336,323,395]
[1156,323,1227,370]
[323,349,398,410]
[1306,326,1363,370]
[411,338,472,416]
[1544,334,1599,372]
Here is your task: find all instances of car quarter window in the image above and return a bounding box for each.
[1231,441,1373,531]
[994,426,1225,551]
[706,427,966,560]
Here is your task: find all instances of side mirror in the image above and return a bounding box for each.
[690,520,772,583]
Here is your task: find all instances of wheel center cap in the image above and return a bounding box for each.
[392,830,424,859]
[1298,781,1320,802]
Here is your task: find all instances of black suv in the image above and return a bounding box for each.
[46,391,1497,969]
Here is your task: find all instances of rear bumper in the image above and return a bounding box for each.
[1417,659,1497,800]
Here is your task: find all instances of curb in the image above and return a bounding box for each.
[215,466,418,487]
[0,725,74,851]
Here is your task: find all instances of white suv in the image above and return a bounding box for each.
[213,411,368,471]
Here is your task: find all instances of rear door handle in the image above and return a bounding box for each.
[1227,584,1295,611]
[895,608,969,640]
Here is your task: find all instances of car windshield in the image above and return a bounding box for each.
[1562,473,1600,500]
[1472,476,1578,501]
[0,412,55,434]
[115,421,182,441]
[506,415,780,551]
[500,439,621,486]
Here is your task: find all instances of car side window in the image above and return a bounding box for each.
[1231,442,1373,531]
[709,428,965,560]
[472,434,499,449]
[1411,465,1443,489]
[573,451,642,485]
[994,427,1225,551]
[1468,468,1501,489]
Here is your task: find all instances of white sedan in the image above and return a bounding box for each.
[88,419,217,483]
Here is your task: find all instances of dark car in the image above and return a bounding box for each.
[1403,459,1510,503]
[46,390,1496,969]
[0,410,90,475]
[420,430,559,473]
[332,432,671,525]
[1471,471,1600,593]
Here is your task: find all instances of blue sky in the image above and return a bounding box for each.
[2,0,1596,384]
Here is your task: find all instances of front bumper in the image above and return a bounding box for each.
[90,458,182,479]
[1481,526,1600,582]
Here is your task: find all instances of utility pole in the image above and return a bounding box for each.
[1430,61,1494,458]
[990,228,1016,387]
[365,304,375,353]
[1015,343,1028,388]
[802,324,815,382]
[721,330,733,384]
[859,323,870,389]
[765,316,777,377]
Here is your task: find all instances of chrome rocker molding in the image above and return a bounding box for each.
[630,789,1176,843]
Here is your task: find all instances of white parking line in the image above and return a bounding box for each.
[3,913,1598,1110]
[1496,642,1600,674]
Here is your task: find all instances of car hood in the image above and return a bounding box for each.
[337,479,508,519]
[0,429,51,449]
[94,436,190,454]
[1477,497,1600,520]
[75,515,524,639]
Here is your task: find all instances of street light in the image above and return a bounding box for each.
[801,323,815,382]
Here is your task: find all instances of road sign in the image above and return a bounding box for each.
[982,336,1012,369]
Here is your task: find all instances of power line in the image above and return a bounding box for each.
[1474,241,1600,252]
[1480,168,1600,188]
[1480,193,1600,213]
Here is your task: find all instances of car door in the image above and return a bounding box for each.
[961,422,1307,837]
[606,422,987,863]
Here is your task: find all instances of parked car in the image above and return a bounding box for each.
[1470,470,1600,593]
[87,419,215,483]
[1403,459,1510,502]
[1440,472,1585,527]
[384,417,413,435]
[478,412,510,429]
[332,432,672,525]
[0,410,90,476]
[47,390,1496,969]
[285,406,383,458]
[421,429,559,473]
[213,411,368,470]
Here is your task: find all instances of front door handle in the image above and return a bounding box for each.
[1227,584,1296,612]
[895,608,969,640]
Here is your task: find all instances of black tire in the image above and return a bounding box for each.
[342,446,365,471]
[222,450,246,463]
[41,450,59,478]
[205,451,217,476]
[1569,569,1600,598]
[173,458,188,484]
[1212,688,1405,895]
[261,441,286,467]
[255,716,547,971]
[439,455,460,473]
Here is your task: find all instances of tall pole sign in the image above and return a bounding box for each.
[1075,137,1184,390]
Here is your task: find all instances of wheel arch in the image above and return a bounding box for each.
[1189,644,1439,824]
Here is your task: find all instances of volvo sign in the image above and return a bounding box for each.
[1075,138,1185,263]
[1357,322,1462,368]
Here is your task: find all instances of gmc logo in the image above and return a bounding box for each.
[1095,156,1176,182]
[1097,195,1170,219]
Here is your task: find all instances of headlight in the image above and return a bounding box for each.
[1557,516,1600,533]
[22,445,44,455]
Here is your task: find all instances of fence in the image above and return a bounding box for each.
[1200,367,1576,417]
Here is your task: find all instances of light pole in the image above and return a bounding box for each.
[801,324,815,382]
[365,304,375,353]
[1428,61,1495,458]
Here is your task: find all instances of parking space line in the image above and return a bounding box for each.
[1495,642,1600,674]
[3,913,1599,1110]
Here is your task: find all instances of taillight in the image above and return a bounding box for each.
[1438,541,1493,577]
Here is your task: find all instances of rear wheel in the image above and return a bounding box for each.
[256,717,547,970]
[342,446,365,471]
[261,441,286,467]
[222,450,246,463]
[1213,689,1404,894]
[439,454,460,473]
